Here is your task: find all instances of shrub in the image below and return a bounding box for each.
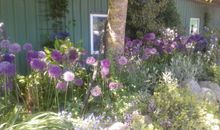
[147,72,220,130]
[166,53,205,82]
[126,0,181,38]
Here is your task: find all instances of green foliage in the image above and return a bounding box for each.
[210,64,220,85]
[126,0,182,38]
[148,72,220,130]
[48,0,69,32]
[3,112,75,130]
[167,53,205,82]
[118,55,171,93]
[158,0,181,29]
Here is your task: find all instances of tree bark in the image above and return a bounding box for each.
[105,0,128,57]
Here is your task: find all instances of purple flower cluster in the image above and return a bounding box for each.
[48,65,63,78]
[0,40,20,78]
[0,61,16,76]
[51,50,63,62]
[108,82,122,90]
[124,32,211,59]
[30,58,46,71]
[100,59,110,78]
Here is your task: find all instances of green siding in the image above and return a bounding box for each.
[0,0,108,73]
[175,0,206,34]
[1,0,219,73]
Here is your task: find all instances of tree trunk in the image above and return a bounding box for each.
[105,0,128,57]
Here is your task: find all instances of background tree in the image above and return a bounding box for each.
[126,0,182,39]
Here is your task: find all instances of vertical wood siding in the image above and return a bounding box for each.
[0,0,219,72]
[0,0,108,73]
[175,0,206,34]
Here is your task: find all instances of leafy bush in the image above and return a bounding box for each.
[147,72,220,130]
[209,64,220,85]
[167,53,205,82]
[126,0,181,38]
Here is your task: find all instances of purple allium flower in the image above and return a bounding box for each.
[108,82,122,90]
[3,53,15,63]
[74,78,84,87]
[63,71,75,82]
[68,49,78,62]
[126,40,133,48]
[133,39,143,47]
[90,85,102,97]
[86,57,96,65]
[8,43,21,53]
[144,48,158,56]
[100,59,110,68]
[1,62,16,77]
[0,61,10,73]
[144,33,156,41]
[0,40,10,48]
[56,81,67,90]
[30,58,46,71]
[101,67,109,78]
[51,50,62,62]
[118,56,128,65]
[38,51,46,59]
[27,51,39,63]
[23,43,32,51]
[48,65,62,78]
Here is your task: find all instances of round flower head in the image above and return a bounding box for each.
[27,51,39,63]
[144,33,156,41]
[101,67,109,78]
[0,40,10,49]
[118,56,128,65]
[30,58,46,72]
[63,71,75,82]
[0,61,10,73]
[51,50,62,62]
[74,78,84,87]
[3,53,15,63]
[8,43,21,54]
[3,63,16,76]
[90,85,102,97]
[68,49,78,62]
[38,51,46,59]
[48,65,62,78]
[0,61,16,76]
[86,57,96,65]
[100,59,110,68]
[23,43,32,51]
[108,82,122,90]
[56,81,67,90]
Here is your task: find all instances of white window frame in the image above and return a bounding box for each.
[90,14,107,54]
[189,18,200,34]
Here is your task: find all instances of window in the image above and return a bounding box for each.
[189,18,200,34]
[90,14,107,54]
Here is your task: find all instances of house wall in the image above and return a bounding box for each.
[209,6,220,29]
[0,0,108,73]
[0,0,219,73]
[175,0,206,34]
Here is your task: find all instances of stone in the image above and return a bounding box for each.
[181,79,202,95]
[199,81,220,103]
[105,122,128,130]
[201,87,217,103]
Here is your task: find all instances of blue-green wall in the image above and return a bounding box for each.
[0,0,220,73]
[0,0,108,73]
